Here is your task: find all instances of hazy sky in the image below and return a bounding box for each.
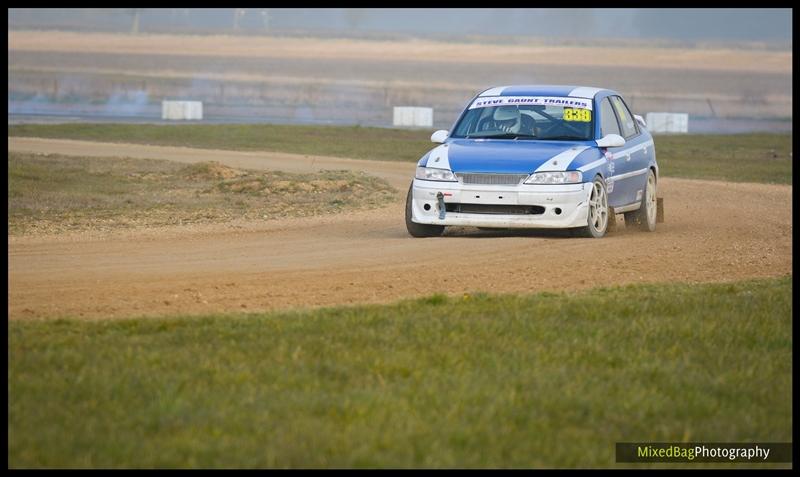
[9,8,793,43]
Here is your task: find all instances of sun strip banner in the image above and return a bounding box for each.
[469,96,593,110]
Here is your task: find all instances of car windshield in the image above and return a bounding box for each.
[450,96,594,141]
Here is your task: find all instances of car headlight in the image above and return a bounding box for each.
[524,171,583,184]
[416,166,457,182]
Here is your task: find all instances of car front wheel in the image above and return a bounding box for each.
[405,183,445,238]
[574,176,609,238]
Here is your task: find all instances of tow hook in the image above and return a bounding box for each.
[436,192,446,220]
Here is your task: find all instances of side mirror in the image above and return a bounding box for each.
[634,114,647,129]
[431,129,449,144]
[596,133,626,148]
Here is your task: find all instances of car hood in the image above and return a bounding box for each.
[443,139,592,174]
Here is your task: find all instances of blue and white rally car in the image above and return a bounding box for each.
[405,85,658,238]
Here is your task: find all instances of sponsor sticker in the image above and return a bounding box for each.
[469,96,593,111]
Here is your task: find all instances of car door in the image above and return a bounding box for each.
[609,95,649,207]
[597,96,629,208]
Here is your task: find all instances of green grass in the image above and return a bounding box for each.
[8,124,792,184]
[9,276,792,468]
[654,133,792,184]
[8,123,434,163]
[8,152,397,234]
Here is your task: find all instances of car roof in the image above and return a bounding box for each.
[479,85,616,99]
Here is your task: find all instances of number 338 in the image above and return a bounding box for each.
[563,108,591,122]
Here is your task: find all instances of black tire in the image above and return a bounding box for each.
[623,169,657,232]
[405,183,445,238]
[574,176,609,238]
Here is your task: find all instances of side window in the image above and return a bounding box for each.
[610,96,638,139]
[454,108,487,136]
[454,111,476,136]
[599,98,621,138]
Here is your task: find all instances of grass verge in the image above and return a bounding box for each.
[9,276,792,468]
[8,123,433,163]
[8,152,397,235]
[8,124,792,184]
[653,133,792,184]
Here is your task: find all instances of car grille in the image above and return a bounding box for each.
[445,203,545,215]
[456,173,529,186]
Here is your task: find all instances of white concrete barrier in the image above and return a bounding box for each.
[645,112,689,133]
[393,107,433,127]
[162,100,203,120]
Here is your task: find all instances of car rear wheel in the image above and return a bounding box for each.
[624,170,657,232]
[574,176,609,238]
[405,183,445,238]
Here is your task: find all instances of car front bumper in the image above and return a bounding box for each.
[410,178,593,229]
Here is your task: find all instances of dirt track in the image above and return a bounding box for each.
[8,138,793,320]
[10,31,792,74]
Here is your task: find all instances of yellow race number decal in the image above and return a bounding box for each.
[563,108,591,122]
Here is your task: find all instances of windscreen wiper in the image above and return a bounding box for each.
[467,133,538,140]
[537,135,585,141]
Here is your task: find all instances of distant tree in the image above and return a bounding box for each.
[233,8,246,32]
[344,8,366,31]
[261,9,270,33]
[127,8,142,35]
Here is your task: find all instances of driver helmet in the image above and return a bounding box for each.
[493,106,521,133]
